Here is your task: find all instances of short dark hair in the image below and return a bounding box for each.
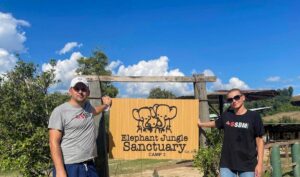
[227,88,243,97]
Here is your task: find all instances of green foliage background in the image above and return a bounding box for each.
[148,87,176,99]
[76,50,118,97]
[0,60,68,176]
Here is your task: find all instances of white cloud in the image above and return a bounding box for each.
[58,42,82,55]
[203,69,215,76]
[106,60,122,74]
[266,76,281,82]
[0,12,29,74]
[201,68,249,91]
[191,69,197,75]
[0,48,18,74]
[0,12,30,74]
[212,77,250,90]
[42,52,83,90]
[112,56,193,97]
[0,12,30,52]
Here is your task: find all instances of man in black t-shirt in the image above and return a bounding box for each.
[198,88,264,177]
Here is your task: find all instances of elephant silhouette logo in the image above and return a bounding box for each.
[132,104,177,133]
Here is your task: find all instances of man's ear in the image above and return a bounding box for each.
[68,88,72,95]
[241,94,246,101]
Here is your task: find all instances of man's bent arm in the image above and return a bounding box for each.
[93,104,109,116]
[255,137,264,177]
[92,96,112,116]
[198,119,216,128]
[49,129,67,177]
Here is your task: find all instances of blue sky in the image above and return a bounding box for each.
[0,0,300,97]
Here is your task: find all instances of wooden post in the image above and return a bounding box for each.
[218,95,224,114]
[285,145,289,159]
[194,74,210,147]
[193,81,199,99]
[89,80,109,177]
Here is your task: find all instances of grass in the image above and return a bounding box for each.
[0,159,184,177]
[263,111,300,123]
[109,159,180,176]
[281,158,294,177]
[0,170,19,177]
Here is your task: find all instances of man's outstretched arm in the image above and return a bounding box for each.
[197,119,216,128]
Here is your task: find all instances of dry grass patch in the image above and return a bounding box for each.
[263,111,300,123]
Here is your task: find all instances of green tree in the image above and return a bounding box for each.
[288,86,293,97]
[76,50,118,97]
[148,87,176,99]
[0,60,68,177]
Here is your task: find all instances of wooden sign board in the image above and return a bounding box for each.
[109,98,199,159]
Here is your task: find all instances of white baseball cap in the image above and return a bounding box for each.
[70,77,89,88]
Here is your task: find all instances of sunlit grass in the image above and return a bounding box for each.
[109,159,179,176]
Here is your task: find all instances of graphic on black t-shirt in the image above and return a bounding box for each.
[225,121,249,129]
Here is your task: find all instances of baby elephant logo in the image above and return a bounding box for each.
[132,104,177,133]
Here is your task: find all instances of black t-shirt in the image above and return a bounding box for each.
[215,110,264,171]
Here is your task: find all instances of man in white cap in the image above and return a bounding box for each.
[48,76,112,177]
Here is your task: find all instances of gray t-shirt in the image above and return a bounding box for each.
[48,101,97,164]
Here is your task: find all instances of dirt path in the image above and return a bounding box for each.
[110,161,203,177]
[110,166,202,177]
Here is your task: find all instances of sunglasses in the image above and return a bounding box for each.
[73,85,88,92]
[227,95,242,103]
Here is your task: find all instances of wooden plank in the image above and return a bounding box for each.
[89,80,109,177]
[285,145,289,158]
[84,75,216,82]
[218,95,224,114]
[109,98,199,159]
[197,81,210,147]
[193,79,202,146]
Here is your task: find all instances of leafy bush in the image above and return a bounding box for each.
[0,60,68,177]
[194,129,223,177]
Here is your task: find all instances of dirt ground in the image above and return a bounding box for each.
[110,166,202,177]
[110,162,203,177]
[110,149,272,177]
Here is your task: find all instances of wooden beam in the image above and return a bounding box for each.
[198,82,211,147]
[89,80,109,177]
[218,95,224,114]
[83,75,216,82]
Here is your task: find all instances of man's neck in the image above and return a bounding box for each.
[69,99,85,108]
[234,106,247,115]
